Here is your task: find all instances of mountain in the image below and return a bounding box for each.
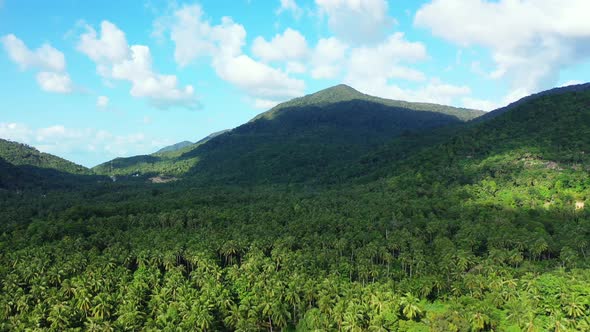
[0,138,88,174]
[155,141,193,154]
[95,85,483,182]
[475,82,590,123]
[255,84,483,122]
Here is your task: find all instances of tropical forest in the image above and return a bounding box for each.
[1,82,590,331]
[2,1,590,330]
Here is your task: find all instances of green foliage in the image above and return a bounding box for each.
[0,138,88,174]
[1,84,589,331]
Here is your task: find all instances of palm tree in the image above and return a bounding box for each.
[400,293,422,321]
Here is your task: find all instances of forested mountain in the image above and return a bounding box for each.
[94,85,482,182]
[255,84,483,122]
[1,83,590,331]
[92,130,230,176]
[0,138,88,174]
[155,141,193,154]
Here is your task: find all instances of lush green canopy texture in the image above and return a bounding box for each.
[1,84,589,331]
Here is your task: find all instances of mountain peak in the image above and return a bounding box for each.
[253,84,483,122]
[300,83,364,101]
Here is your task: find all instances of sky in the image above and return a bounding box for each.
[1,0,590,167]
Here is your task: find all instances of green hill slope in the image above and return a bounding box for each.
[361,84,590,215]
[0,139,88,174]
[155,141,193,154]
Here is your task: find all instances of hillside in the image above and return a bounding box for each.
[155,141,193,154]
[95,85,483,182]
[0,138,89,174]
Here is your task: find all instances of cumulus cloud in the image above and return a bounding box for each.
[315,0,394,44]
[77,21,129,64]
[252,28,309,62]
[159,4,305,106]
[213,54,304,100]
[415,0,590,102]
[36,72,73,93]
[343,32,431,99]
[461,97,499,112]
[351,78,471,106]
[310,37,348,79]
[78,21,198,109]
[1,34,72,93]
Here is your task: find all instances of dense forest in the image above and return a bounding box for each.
[0,84,589,331]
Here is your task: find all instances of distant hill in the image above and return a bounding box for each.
[155,141,193,154]
[93,130,229,176]
[0,139,89,174]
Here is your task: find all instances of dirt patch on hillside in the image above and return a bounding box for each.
[148,176,178,184]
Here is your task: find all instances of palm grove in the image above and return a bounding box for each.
[1,84,589,331]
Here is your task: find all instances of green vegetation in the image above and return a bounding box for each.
[92,130,230,177]
[94,85,480,181]
[255,84,484,122]
[1,85,590,331]
[0,139,88,175]
[155,141,194,154]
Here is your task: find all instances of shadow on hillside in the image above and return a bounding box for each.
[0,158,109,192]
[179,99,469,185]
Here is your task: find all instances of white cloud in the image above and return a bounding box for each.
[36,72,73,93]
[168,5,245,66]
[311,37,348,79]
[277,0,303,18]
[77,21,129,64]
[1,34,72,93]
[0,123,32,144]
[415,0,590,101]
[388,66,426,82]
[315,0,394,44]
[345,33,428,90]
[351,77,471,106]
[286,61,306,74]
[97,95,109,108]
[78,21,198,109]
[254,98,280,110]
[561,80,583,87]
[160,4,305,106]
[213,54,304,100]
[1,34,65,72]
[252,28,309,62]
[461,97,499,112]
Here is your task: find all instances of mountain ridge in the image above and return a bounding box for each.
[93,84,481,181]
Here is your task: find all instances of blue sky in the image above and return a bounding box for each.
[1,0,589,167]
